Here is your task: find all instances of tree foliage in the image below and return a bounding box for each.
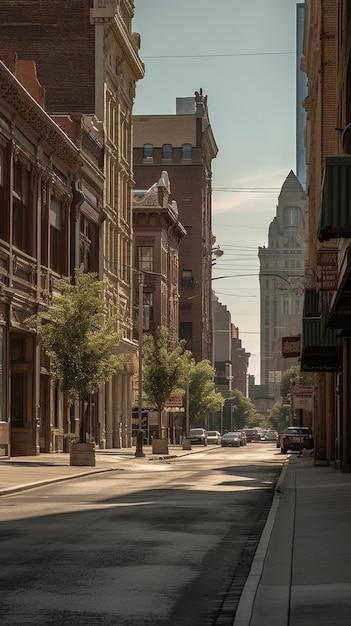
[223,389,258,431]
[281,365,316,400]
[269,401,290,433]
[188,360,224,424]
[26,266,123,440]
[142,327,189,434]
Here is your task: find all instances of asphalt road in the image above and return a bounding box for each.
[0,444,284,626]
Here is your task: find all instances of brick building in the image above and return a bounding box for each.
[133,91,218,364]
[301,1,351,469]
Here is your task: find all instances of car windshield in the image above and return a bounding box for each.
[207,431,217,436]
[190,429,204,435]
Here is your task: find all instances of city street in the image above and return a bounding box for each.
[0,444,284,626]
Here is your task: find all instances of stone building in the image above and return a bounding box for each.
[259,171,305,404]
[0,1,144,451]
[0,55,104,455]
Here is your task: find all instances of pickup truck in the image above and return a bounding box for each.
[279,427,314,454]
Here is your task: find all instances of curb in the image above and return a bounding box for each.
[233,459,289,626]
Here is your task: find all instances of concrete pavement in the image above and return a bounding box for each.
[2,447,351,625]
[0,444,196,496]
[234,454,351,626]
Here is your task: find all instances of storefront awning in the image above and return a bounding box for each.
[327,246,351,329]
[318,156,351,241]
[300,289,342,372]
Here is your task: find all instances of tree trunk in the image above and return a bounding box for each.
[158,407,162,438]
[79,397,91,442]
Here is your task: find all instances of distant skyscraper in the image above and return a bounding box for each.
[296,3,307,189]
[259,172,305,395]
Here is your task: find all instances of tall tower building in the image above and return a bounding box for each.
[259,171,305,398]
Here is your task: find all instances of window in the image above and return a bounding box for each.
[137,246,153,272]
[179,322,192,350]
[143,143,153,159]
[162,143,172,160]
[181,270,195,288]
[285,207,299,227]
[12,160,32,254]
[0,147,9,242]
[11,372,25,428]
[143,292,154,327]
[80,214,99,272]
[181,143,192,160]
[50,197,65,274]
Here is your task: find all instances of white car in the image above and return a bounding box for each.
[206,430,221,445]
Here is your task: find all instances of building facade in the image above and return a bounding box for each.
[0,55,93,456]
[259,171,305,402]
[133,171,186,349]
[133,91,218,364]
[0,1,144,451]
[300,0,351,469]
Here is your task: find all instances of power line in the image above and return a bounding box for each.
[213,188,280,193]
[142,51,295,59]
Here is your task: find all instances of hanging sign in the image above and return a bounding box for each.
[317,249,338,290]
[282,335,301,358]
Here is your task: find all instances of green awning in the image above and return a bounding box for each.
[326,246,351,329]
[300,289,342,372]
[318,156,351,241]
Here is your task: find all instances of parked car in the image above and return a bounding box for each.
[189,428,208,446]
[279,427,314,454]
[243,428,261,443]
[207,430,221,445]
[263,429,279,442]
[221,432,242,447]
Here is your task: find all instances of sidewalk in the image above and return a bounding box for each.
[234,454,351,626]
[0,444,191,496]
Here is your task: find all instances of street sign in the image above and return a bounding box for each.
[291,385,314,395]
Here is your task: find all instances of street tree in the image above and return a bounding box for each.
[26,266,124,442]
[188,360,224,425]
[142,326,190,437]
[269,401,290,433]
[223,389,258,431]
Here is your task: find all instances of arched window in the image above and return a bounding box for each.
[162,143,172,160]
[143,143,153,159]
[181,143,192,160]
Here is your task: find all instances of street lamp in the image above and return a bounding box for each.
[135,270,145,458]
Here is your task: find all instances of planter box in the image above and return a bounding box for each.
[70,442,96,467]
[182,438,192,450]
[152,438,169,455]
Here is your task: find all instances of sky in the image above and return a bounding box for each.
[133,0,300,383]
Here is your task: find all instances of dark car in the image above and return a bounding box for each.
[221,431,241,447]
[189,428,208,446]
[243,428,261,443]
[279,427,314,454]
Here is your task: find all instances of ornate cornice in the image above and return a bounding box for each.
[0,62,81,171]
